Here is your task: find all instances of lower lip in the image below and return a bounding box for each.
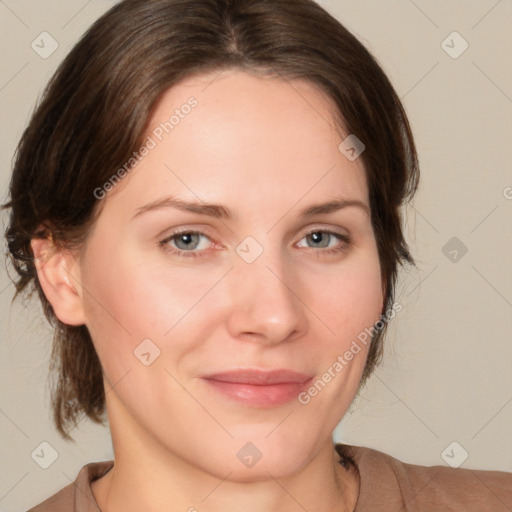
[203,378,312,407]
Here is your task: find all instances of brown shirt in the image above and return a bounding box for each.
[27,443,512,511]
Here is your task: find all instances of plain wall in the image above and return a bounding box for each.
[1,0,511,510]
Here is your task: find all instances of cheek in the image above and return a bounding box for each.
[80,244,223,368]
[79,245,164,367]
[296,249,382,417]
[311,247,383,350]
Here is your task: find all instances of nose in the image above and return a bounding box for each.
[225,249,308,346]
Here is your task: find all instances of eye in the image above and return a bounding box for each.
[159,230,213,258]
[296,229,350,256]
[159,228,351,259]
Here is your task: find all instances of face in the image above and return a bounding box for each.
[72,69,384,480]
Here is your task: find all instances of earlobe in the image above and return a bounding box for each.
[30,235,86,326]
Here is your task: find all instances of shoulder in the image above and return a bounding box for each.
[27,460,113,512]
[335,443,512,511]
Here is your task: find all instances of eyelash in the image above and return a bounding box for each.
[159,228,351,259]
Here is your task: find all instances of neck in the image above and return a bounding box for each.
[92,441,359,512]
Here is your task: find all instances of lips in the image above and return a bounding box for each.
[201,369,313,407]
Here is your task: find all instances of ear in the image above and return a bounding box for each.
[31,235,86,326]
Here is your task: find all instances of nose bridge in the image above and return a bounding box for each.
[226,242,307,343]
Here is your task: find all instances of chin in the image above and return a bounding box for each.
[187,431,317,483]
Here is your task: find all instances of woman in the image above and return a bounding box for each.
[3,0,511,510]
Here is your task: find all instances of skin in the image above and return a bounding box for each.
[32,69,385,512]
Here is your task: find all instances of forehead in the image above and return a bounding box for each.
[147,68,347,157]
[99,68,369,219]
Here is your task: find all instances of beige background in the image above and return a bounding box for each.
[1,0,511,510]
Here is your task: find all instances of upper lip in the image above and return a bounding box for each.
[202,369,313,385]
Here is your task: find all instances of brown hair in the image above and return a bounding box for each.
[2,0,419,441]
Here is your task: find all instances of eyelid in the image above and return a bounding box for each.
[300,225,349,239]
[295,223,350,240]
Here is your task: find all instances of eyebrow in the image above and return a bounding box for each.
[132,195,370,221]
